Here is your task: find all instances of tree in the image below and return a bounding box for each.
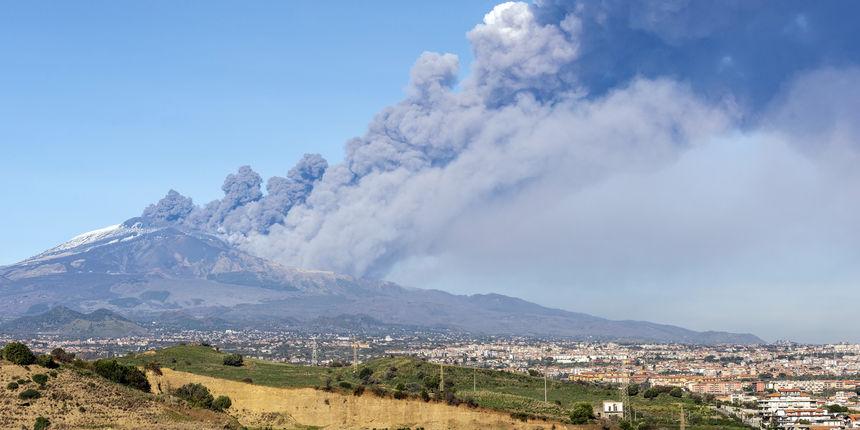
[50,347,75,363]
[36,355,58,369]
[174,383,214,409]
[826,404,849,414]
[670,387,684,398]
[93,359,151,392]
[627,384,640,396]
[569,402,594,424]
[211,395,232,412]
[222,354,243,367]
[643,388,660,399]
[2,342,36,365]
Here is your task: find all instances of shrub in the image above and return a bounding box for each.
[643,388,660,399]
[670,387,684,398]
[48,371,58,378]
[358,367,374,381]
[420,389,430,402]
[7,381,18,390]
[92,359,150,392]
[353,385,365,396]
[34,416,50,430]
[50,347,75,363]
[569,402,594,424]
[627,384,640,396]
[18,388,41,400]
[2,342,36,365]
[144,361,162,375]
[36,355,59,369]
[31,374,49,387]
[212,395,232,411]
[222,354,243,367]
[174,383,214,409]
[338,381,352,389]
[241,377,253,384]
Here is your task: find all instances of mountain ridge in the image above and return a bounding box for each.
[0,222,763,344]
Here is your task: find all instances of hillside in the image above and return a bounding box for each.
[0,356,239,429]
[0,306,148,338]
[122,345,751,429]
[0,222,763,344]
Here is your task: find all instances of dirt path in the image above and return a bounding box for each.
[149,368,592,430]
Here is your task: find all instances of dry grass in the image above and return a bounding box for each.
[149,367,598,430]
[0,360,238,429]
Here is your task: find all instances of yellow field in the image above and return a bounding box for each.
[149,367,598,430]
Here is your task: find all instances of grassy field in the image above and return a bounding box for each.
[120,345,749,429]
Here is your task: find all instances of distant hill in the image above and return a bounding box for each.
[0,306,148,338]
[0,221,764,344]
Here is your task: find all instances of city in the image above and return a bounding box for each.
[4,327,860,429]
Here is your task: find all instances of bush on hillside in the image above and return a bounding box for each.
[34,416,50,430]
[670,387,684,398]
[212,395,232,412]
[569,402,595,424]
[31,374,48,387]
[174,383,214,409]
[222,354,243,367]
[36,355,58,369]
[92,359,150,392]
[18,388,41,400]
[50,347,75,363]
[7,381,18,390]
[2,342,36,365]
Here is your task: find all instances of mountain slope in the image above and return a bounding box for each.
[0,222,763,344]
[0,306,149,338]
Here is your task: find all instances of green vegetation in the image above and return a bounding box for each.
[2,341,37,365]
[92,359,151,392]
[36,354,59,369]
[212,395,232,411]
[222,353,243,367]
[569,402,594,424]
[175,383,214,408]
[19,388,41,400]
[121,345,750,429]
[33,416,50,430]
[31,373,48,387]
[50,347,75,363]
[7,381,19,390]
[174,382,232,412]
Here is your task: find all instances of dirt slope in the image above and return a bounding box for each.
[0,361,236,429]
[149,367,597,430]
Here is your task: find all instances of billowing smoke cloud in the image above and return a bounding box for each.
[139,1,860,340]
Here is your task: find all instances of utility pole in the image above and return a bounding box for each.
[311,337,318,366]
[440,363,445,393]
[352,338,359,373]
[473,368,477,392]
[543,367,548,403]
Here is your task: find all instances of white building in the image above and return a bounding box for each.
[602,401,623,418]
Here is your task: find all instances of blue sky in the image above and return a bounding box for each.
[0,1,496,264]
[2,1,860,342]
